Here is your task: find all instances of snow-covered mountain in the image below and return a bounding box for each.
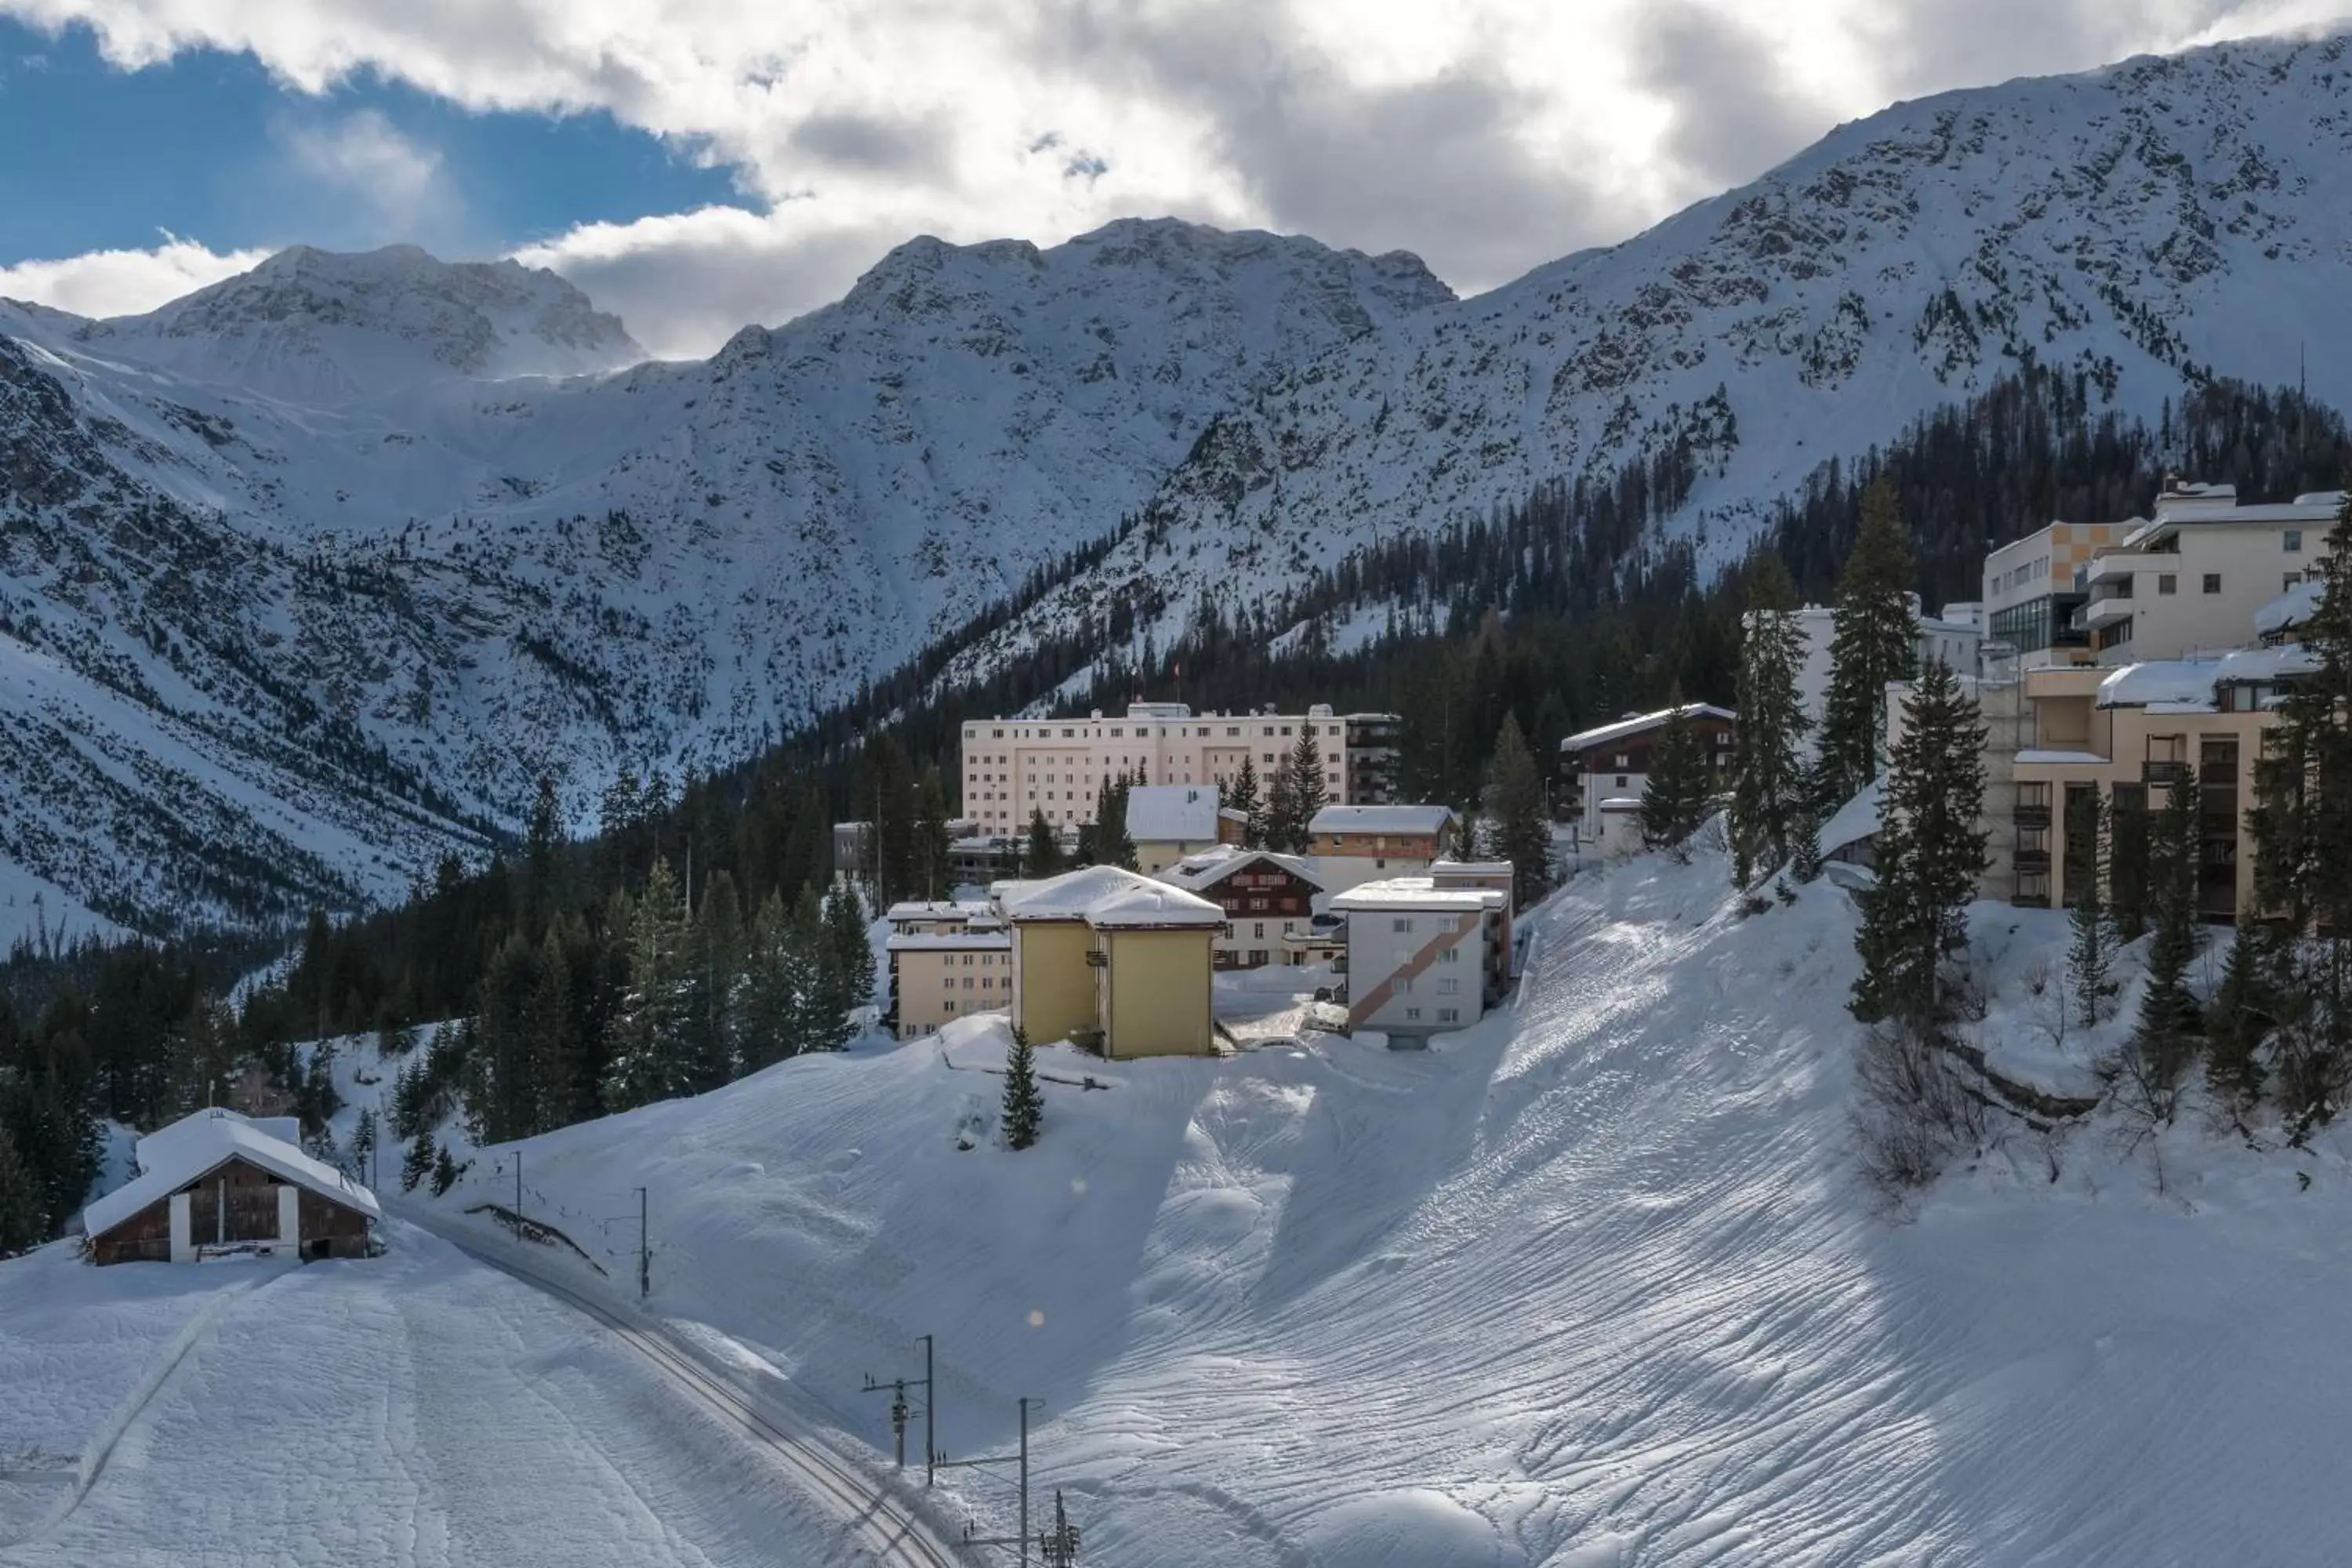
[0,221,1449,938]
[948,30,2352,677]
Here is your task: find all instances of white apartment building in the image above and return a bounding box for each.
[1982,518,2128,659]
[959,702,1399,836]
[1758,596,1984,735]
[1328,877,1510,1041]
[2071,482,2340,665]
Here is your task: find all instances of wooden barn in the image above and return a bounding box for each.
[82,1109,380,1265]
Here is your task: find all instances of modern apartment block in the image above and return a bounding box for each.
[1982,520,2127,658]
[2058,481,2339,664]
[957,702,1400,836]
[1329,875,1511,1040]
[2005,648,2317,920]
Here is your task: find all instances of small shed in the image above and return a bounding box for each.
[82,1109,380,1265]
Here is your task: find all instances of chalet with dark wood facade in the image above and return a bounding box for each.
[82,1109,380,1265]
[1156,848,1329,968]
[1558,705,1738,850]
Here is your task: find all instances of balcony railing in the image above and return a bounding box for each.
[2014,848,2052,870]
[2199,761,2238,785]
[2011,805,2051,828]
[2142,760,2190,786]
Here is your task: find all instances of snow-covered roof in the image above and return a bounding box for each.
[886,932,1012,952]
[884,898,992,924]
[2213,644,2324,684]
[1156,847,1324,893]
[2256,579,2325,639]
[133,1107,303,1176]
[1430,860,1513,880]
[1598,797,1643,811]
[1083,881,1227,929]
[1327,877,1506,913]
[86,1112,379,1239]
[1127,784,1221,843]
[2016,749,2110,765]
[1560,703,1736,753]
[1309,804,1456,837]
[2096,659,2223,708]
[1816,776,1883,859]
[995,863,1218,926]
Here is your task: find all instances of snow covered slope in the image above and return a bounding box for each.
[412,848,2352,1567]
[0,221,1446,937]
[0,1233,877,1564]
[953,29,2352,678]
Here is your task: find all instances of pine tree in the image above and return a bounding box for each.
[1265,748,1301,855]
[2129,773,2205,1114]
[2107,793,2153,941]
[1000,1031,1044,1150]
[522,772,563,942]
[0,1123,41,1256]
[2066,797,2117,1029]
[739,891,813,1071]
[522,931,573,1131]
[1640,698,1711,852]
[1819,482,1919,807]
[2207,924,2272,1112]
[1227,755,1265,850]
[602,857,694,1111]
[430,1142,460,1196]
[350,1107,378,1185]
[815,884,870,1050]
[1282,728,1330,853]
[2246,483,2352,1127]
[1025,808,1064,877]
[400,1129,434,1192]
[683,871,743,1091]
[1486,713,1552,908]
[914,767,953,900]
[1094,774,1138,869]
[1850,659,1988,1033]
[1731,553,1813,886]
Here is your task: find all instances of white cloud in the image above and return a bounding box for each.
[278,107,454,238]
[5,0,2348,351]
[0,232,270,318]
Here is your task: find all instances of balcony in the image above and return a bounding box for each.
[2073,596,2136,633]
[2014,848,2052,871]
[2011,804,2051,829]
[2142,760,2190,786]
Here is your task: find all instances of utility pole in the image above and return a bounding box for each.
[860,1334,935,1483]
[1038,1491,1080,1568]
[514,1149,523,1227]
[637,1185,649,1300]
[942,1396,1045,1566]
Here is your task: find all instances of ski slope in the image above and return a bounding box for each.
[0,1224,902,1566]
[413,844,2352,1567]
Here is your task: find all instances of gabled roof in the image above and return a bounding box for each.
[1561,704,1736,754]
[1156,847,1325,893]
[133,1107,300,1175]
[1126,784,1221,843]
[85,1112,379,1240]
[1816,776,1883,859]
[1309,804,1456,837]
[1083,881,1226,930]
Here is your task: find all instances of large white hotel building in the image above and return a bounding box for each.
[959,702,1401,834]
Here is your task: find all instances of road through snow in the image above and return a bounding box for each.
[0,1222,926,1566]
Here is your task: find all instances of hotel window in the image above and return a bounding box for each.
[1439,946,1459,963]
[2157,574,2176,595]
[1254,922,1266,938]
[2285,529,2303,553]
[1613,753,1629,768]
[1405,1007,1421,1022]
[1392,917,1414,933]
[945,1000,957,1014]
[2203,574,2222,594]
[1437,977,1460,996]
[1438,1009,1459,1024]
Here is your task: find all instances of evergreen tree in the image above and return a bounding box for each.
[1281,728,1330,853]
[2107,793,2153,941]
[814,884,869,1050]
[0,1124,39,1256]
[350,1106,379,1186]
[1265,748,1302,855]
[1025,808,1064,877]
[1640,697,1712,851]
[1850,659,1988,1033]
[739,891,818,1070]
[2066,797,2118,1029]
[1092,774,1138,869]
[1485,713,1552,908]
[682,871,743,1092]
[400,1129,434,1192]
[602,857,695,1111]
[595,768,642,896]
[430,1142,461,1196]
[2129,774,2205,1112]
[522,772,563,942]
[1818,481,1919,806]
[1227,755,1265,850]
[914,767,953,901]
[522,931,573,1131]
[2207,924,2272,1112]
[1730,553,1813,886]
[1000,1031,1044,1150]
[2246,483,2352,1126]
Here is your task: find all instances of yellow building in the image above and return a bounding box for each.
[993,866,1222,1058]
[2008,647,2317,920]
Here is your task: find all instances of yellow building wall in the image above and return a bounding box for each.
[1098,927,1214,1058]
[1012,921,1098,1044]
[894,946,1011,1039]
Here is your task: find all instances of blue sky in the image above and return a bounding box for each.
[0,16,735,267]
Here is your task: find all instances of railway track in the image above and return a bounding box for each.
[428,1220,967,1568]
